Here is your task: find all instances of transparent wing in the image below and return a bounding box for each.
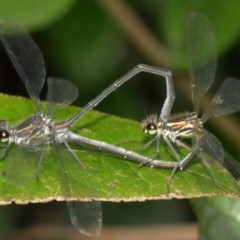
[46,77,79,116]
[186,13,217,113]
[200,129,224,165]
[222,151,240,179]
[66,201,102,236]
[52,139,102,236]
[202,78,240,122]
[0,20,45,110]
[2,145,45,186]
[200,130,240,179]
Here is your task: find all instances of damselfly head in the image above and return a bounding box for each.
[142,114,159,135]
[0,120,9,143]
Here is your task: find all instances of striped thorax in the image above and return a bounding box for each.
[143,112,203,142]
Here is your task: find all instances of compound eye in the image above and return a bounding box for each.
[144,123,158,135]
[0,130,9,142]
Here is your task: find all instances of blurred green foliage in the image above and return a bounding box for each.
[1,0,240,119]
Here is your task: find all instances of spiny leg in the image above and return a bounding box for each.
[64,142,88,170]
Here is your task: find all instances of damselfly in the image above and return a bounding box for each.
[143,13,240,182]
[0,20,185,236]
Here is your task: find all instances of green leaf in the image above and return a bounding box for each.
[0,94,239,204]
[0,0,77,30]
[192,197,240,240]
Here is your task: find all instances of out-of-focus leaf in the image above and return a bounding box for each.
[158,0,240,69]
[0,0,77,30]
[192,196,240,240]
[42,1,123,92]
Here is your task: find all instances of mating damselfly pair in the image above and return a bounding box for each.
[0,13,240,236]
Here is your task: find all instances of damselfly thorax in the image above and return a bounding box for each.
[0,113,53,146]
[143,112,203,143]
